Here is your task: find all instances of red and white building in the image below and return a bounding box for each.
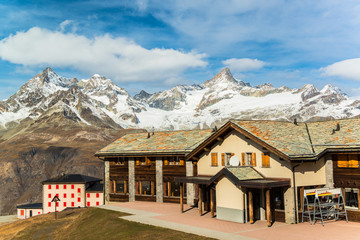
[17,174,104,219]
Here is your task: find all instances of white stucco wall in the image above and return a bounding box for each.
[17,208,43,219]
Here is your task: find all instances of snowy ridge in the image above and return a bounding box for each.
[0,67,359,130]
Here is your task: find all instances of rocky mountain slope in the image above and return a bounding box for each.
[1,67,359,132]
[0,67,359,214]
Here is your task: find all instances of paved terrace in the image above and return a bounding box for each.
[100,202,360,240]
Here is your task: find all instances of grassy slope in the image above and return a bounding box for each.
[0,208,214,240]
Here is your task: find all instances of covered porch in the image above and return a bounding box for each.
[176,167,290,227]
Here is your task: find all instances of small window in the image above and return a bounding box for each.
[56,194,59,197]
[63,185,67,189]
[48,185,51,190]
[262,152,270,168]
[96,202,99,206]
[115,157,125,165]
[78,198,81,202]
[38,212,40,214]
[71,185,74,189]
[87,193,90,198]
[78,188,81,193]
[48,194,51,198]
[56,185,59,189]
[211,153,218,166]
[338,154,359,168]
[242,152,256,166]
[48,202,51,207]
[63,202,67,207]
[20,210,24,216]
[71,202,74,207]
[56,202,59,207]
[63,193,67,198]
[222,153,233,166]
[345,188,359,208]
[71,193,74,198]
[87,202,90,207]
[96,193,100,198]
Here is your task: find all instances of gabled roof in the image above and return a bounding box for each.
[187,119,360,161]
[42,174,101,184]
[17,203,43,209]
[95,129,213,157]
[86,182,103,192]
[210,166,290,189]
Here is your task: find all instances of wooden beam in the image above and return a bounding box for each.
[151,181,155,196]
[139,181,143,195]
[358,189,360,211]
[124,180,127,194]
[204,147,210,152]
[193,157,199,161]
[249,190,254,224]
[266,189,271,227]
[180,183,184,213]
[210,188,215,217]
[168,182,171,197]
[216,137,223,142]
[113,180,116,193]
[199,185,203,215]
[300,187,304,213]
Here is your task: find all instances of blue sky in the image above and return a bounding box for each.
[1,0,360,99]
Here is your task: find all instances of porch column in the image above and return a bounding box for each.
[210,188,215,217]
[104,161,110,204]
[260,189,265,220]
[325,155,334,188]
[180,183,184,212]
[266,188,271,227]
[128,158,135,202]
[186,161,195,205]
[249,190,254,224]
[199,185,203,215]
[156,157,163,202]
[284,186,295,224]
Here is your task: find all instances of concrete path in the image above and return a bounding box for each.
[99,202,360,240]
[0,215,18,226]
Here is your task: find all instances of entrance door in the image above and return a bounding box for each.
[253,189,261,221]
[30,210,33,217]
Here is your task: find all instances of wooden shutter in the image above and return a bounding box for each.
[337,154,348,168]
[145,157,150,165]
[164,158,169,166]
[179,157,184,166]
[262,153,270,168]
[211,153,218,166]
[136,158,140,166]
[349,154,359,168]
[221,153,225,166]
[251,153,256,167]
[242,153,245,166]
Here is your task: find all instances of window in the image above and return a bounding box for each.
[56,202,59,207]
[163,181,186,197]
[48,202,51,207]
[63,185,67,189]
[262,152,270,168]
[164,157,169,166]
[211,153,218,166]
[96,193,100,198]
[71,202,74,207]
[20,210,24,216]
[274,187,284,210]
[96,202,99,206]
[48,185,51,190]
[38,212,40,214]
[242,152,256,166]
[87,202,90,207]
[48,194,51,198]
[222,153,233,166]
[87,193,90,198]
[56,185,59,189]
[63,193,67,198]
[345,188,359,208]
[136,180,155,195]
[63,202,67,207]
[56,194,59,197]
[115,157,125,165]
[71,193,74,198]
[77,198,81,202]
[337,154,359,168]
[71,185,74,189]
[113,180,128,193]
[78,188,81,193]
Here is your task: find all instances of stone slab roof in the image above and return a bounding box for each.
[42,174,101,184]
[95,129,213,156]
[226,166,263,181]
[17,203,43,209]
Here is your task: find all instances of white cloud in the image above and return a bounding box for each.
[59,20,74,32]
[321,58,360,81]
[0,27,207,83]
[222,58,265,72]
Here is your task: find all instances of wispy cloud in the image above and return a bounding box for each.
[0,26,207,83]
[321,58,360,81]
[222,58,265,72]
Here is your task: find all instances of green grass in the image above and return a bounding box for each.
[1,208,214,240]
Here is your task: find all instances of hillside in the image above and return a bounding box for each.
[0,207,212,240]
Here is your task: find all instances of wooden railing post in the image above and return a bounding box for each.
[249,190,254,224]
[266,189,271,227]
[210,188,214,217]
[199,185,203,215]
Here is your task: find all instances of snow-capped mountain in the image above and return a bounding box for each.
[0,67,359,131]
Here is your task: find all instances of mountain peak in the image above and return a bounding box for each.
[203,68,238,87]
[320,84,342,95]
